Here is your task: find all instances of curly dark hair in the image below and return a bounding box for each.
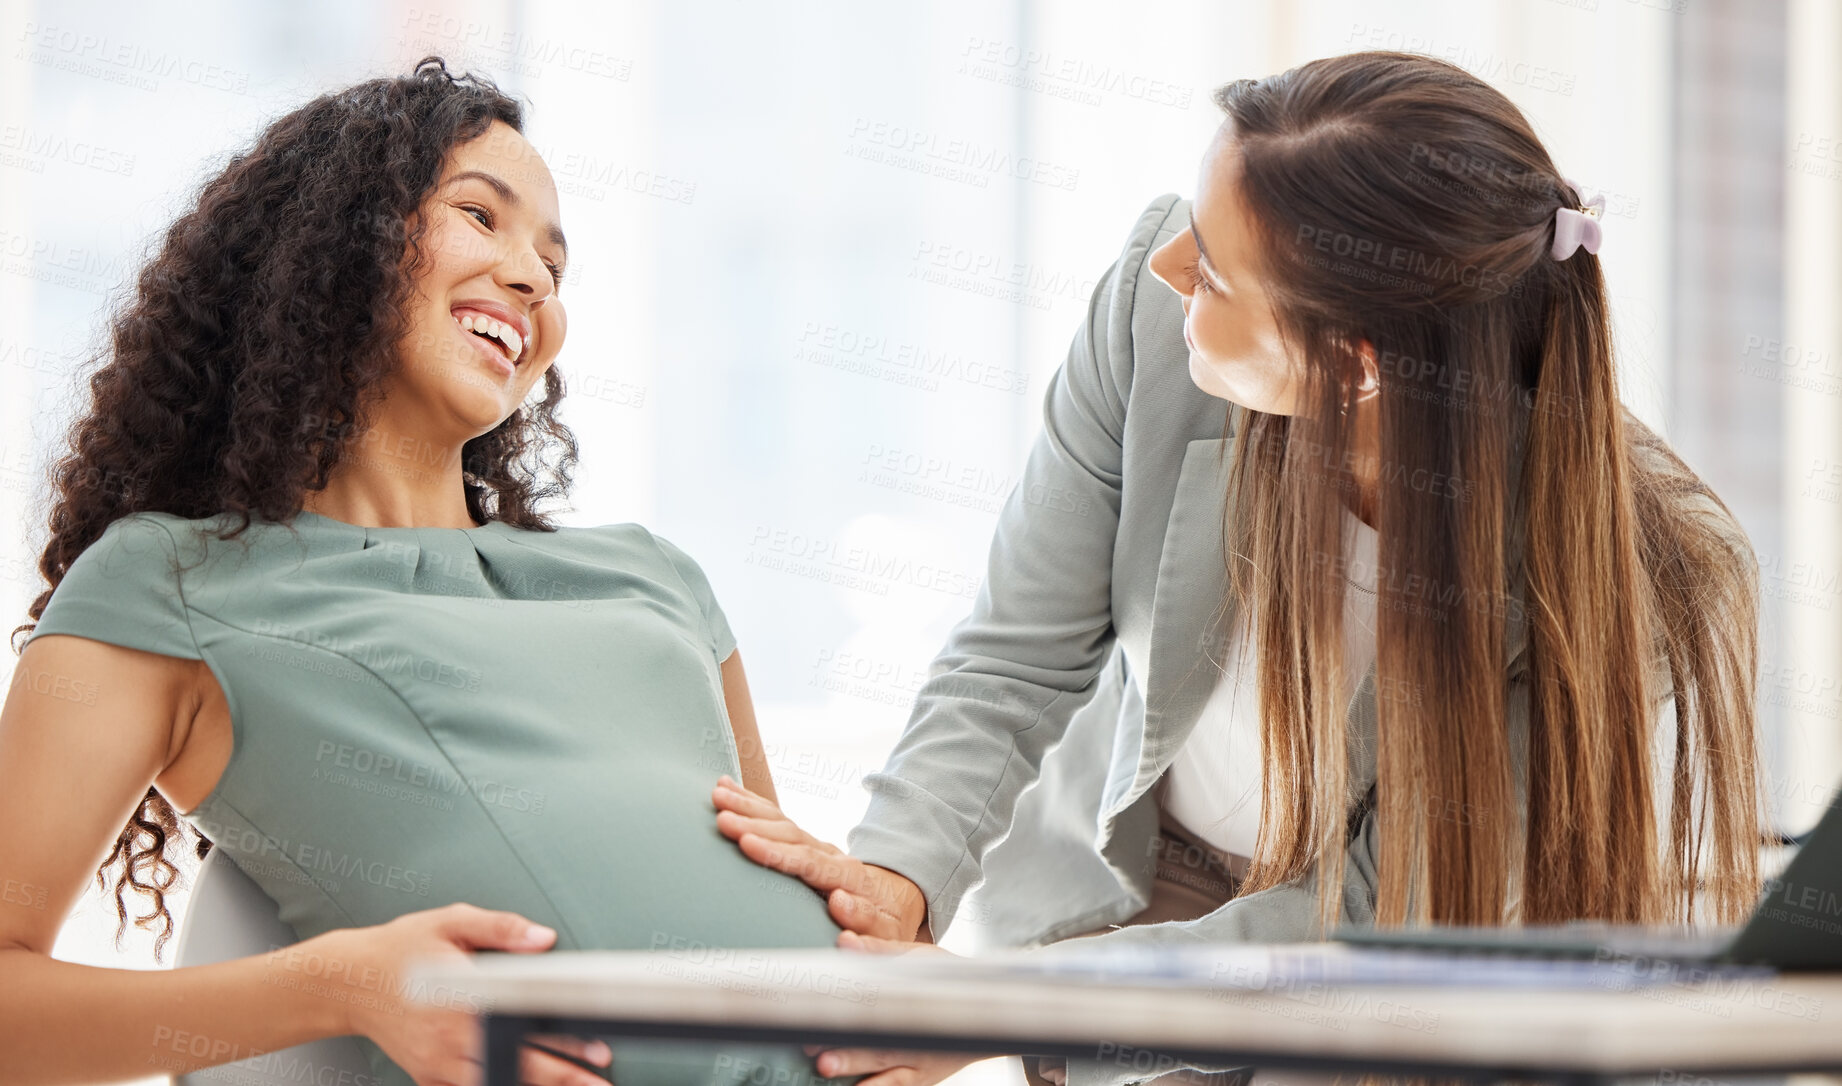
[8,56,581,961]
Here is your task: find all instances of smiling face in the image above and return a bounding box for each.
[1148,118,1301,415]
[380,118,568,442]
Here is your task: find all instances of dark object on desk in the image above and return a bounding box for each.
[1337,784,1842,970]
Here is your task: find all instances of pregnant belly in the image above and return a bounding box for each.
[359,773,860,1086]
[475,754,847,956]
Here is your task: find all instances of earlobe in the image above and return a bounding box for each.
[1337,337,1380,420]
[1354,338,1380,399]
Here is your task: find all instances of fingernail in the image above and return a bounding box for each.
[524,923,556,944]
[587,1040,612,1064]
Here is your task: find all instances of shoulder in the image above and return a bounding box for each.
[592,524,733,654]
[626,525,714,592]
[60,511,191,581]
[1096,196,1237,441]
[83,509,289,557]
[1620,408,1754,562]
[576,521,711,590]
[32,511,209,662]
[1615,410,1757,704]
[1124,193,1189,258]
[508,518,704,575]
[580,519,655,550]
[1071,194,1194,424]
[580,520,674,564]
[93,509,185,546]
[1104,193,1188,312]
[70,511,318,589]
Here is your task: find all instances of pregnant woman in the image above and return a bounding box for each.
[0,58,855,1086]
[713,50,1766,1086]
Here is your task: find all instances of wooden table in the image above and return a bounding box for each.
[405,943,1842,1085]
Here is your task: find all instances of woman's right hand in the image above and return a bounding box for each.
[712,775,930,942]
[304,902,615,1086]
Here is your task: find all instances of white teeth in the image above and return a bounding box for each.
[453,311,525,364]
[498,323,524,362]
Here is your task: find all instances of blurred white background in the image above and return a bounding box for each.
[3,1,1839,1084]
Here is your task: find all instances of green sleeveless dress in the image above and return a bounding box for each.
[26,509,858,1086]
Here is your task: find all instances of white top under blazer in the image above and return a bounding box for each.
[1160,508,1381,861]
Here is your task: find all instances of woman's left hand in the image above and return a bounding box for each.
[807,931,987,1086]
[712,775,929,941]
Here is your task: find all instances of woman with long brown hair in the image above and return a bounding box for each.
[0,57,857,1086]
[711,50,1764,1086]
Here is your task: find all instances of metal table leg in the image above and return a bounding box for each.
[483,1014,529,1086]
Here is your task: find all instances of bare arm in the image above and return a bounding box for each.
[0,634,348,1084]
[0,633,612,1086]
[719,649,778,805]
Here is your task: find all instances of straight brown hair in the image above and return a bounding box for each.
[1210,51,1761,930]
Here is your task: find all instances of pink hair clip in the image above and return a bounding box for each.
[1550,176,1606,261]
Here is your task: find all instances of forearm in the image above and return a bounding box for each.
[0,941,351,1085]
[846,198,1180,939]
[737,742,778,806]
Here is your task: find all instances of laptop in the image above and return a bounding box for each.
[1334,784,1842,971]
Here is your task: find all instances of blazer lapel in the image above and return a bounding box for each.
[1135,434,1240,796]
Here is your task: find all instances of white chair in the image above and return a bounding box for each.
[172,848,373,1086]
